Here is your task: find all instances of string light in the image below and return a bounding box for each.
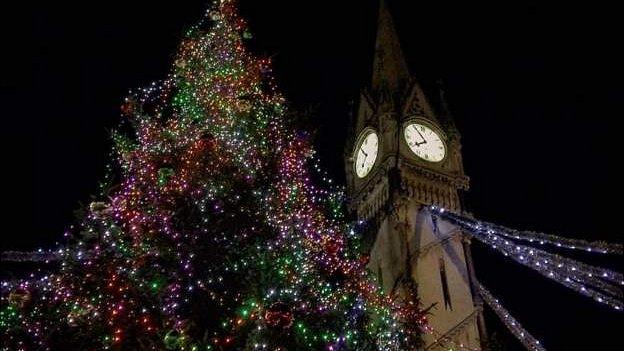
[1,249,62,262]
[478,283,546,351]
[430,206,622,255]
[430,207,623,311]
[1,1,427,349]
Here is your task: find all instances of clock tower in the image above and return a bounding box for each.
[344,1,486,349]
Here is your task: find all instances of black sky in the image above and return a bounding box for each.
[3,0,622,349]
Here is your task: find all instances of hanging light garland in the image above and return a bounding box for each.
[1,250,62,263]
[430,206,622,255]
[478,283,546,351]
[430,207,623,311]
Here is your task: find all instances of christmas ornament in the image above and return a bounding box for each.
[120,99,135,116]
[8,288,32,309]
[157,167,175,186]
[163,330,181,350]
[264,302,293,329]
[89,201,112,217]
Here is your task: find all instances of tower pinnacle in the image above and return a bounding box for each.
[371,0,410,94]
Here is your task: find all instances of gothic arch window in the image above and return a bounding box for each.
[439,257,453,310]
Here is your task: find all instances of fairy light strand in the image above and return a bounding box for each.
[430,206,622,255]
[429,207,623,311]
[478,283,546,351]
[1,1,429,349]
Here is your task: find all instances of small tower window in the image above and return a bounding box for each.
[439,257,453,310]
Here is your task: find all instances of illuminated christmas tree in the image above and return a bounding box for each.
[1,1,426,349]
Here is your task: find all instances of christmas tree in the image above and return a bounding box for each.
[1,1,426,349]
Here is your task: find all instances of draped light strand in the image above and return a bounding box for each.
[430,206,622,255]
[429,207,623,311]
[1,250,61,263]
[478,283,546,351]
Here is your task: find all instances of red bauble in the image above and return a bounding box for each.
[325,240,340,256]
[264,302,293,329]
[120,99,136,117]
[358,254,370,265]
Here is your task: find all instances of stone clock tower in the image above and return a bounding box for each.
[344,1,486,349]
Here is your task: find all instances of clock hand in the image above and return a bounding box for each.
[359,147,369,169]
[415,130,427,145]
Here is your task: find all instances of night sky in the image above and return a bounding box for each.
[3,0,622,349]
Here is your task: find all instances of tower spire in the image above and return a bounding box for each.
[371,0,409,94]
[436,79,460,136]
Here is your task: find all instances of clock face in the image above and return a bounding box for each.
[404,122,446,162]
[354,130,379,178]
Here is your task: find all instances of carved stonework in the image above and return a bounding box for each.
[354,175,390,221]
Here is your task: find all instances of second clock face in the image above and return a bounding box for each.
[354,131,379,178]
[404,123,446,162]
